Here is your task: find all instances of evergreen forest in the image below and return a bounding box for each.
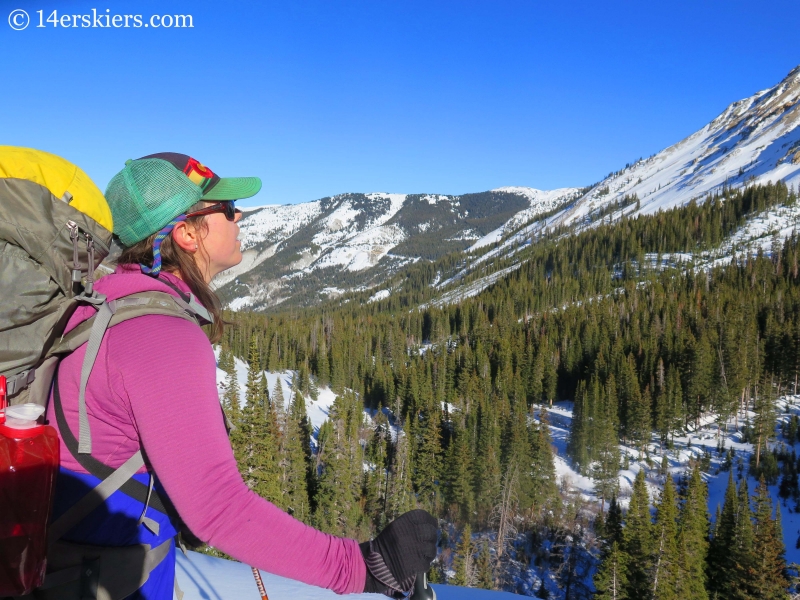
[213,182,800,598]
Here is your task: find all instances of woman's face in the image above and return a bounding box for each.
[197,205,243,281]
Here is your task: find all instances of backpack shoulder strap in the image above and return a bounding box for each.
[49,290,209,358]
[49,290,209,455]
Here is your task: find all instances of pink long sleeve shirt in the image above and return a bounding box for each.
[46,265,366,595]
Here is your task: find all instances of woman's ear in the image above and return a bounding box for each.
[171,220,199,252]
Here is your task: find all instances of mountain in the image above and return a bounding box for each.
[549,65,800,229]
[399,66,800,308]
[215,188,580,310]
[220,66,800,312]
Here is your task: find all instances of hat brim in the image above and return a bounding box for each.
[202,177,262,201]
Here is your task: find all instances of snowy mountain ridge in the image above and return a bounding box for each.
[551,65,800,230]
[220,66,800,312]
[216,187,579,310]
[408,66,800,308]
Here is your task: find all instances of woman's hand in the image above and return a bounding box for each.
[360,509,438,597]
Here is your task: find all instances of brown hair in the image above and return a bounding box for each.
[118,208,225,343]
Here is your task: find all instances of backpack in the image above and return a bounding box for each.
[0,146,212,598]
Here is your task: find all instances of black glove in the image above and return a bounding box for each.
[360,509,438,597]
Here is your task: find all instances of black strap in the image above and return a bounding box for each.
[157,277,191,303]
[52,370,168,514]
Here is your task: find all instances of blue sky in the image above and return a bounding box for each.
[1,0,798,206]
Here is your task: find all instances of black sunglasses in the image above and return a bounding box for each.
[185,201,239,221]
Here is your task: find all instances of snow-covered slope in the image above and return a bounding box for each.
[551,66,800,230]
[177,550,520,599]
[471,187,581,249]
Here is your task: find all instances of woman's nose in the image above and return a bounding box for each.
[234,209,243,223]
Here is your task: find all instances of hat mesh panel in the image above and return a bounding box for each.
[106,158,202,246]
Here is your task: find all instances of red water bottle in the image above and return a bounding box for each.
[0,376,60,595]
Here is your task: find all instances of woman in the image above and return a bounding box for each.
[47,153,437,599]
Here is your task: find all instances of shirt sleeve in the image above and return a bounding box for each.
[108,315,367,594]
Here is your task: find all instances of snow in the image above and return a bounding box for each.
[543,394,800,566]
[542,405,596,498]
[213,244,278,289]
[237,201,323,249]
[176,550,520,599]
[227,296,253,311]
[471,187,581,250]
[368,289,392,303]
[308,195,407,270]
[214,347,353,445]
[312,223,407,273]
[423,264,522,308]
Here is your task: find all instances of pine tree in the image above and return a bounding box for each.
[387,419,416,520]
[594,541,629,600]
[676,465,709,600]
[444,418,474,524]
[708,471,738,596]
[233,346,283,509]
[452,524,474,587]
[728,478,756,600]
[650,476,681,600]
[623,469,652,598]
[476,541,494,590]
[414,406,442,513]
[750,476,789,599]
[282,387,311,523]
[313,392,364,537]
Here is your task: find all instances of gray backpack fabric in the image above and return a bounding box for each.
[0,147,114,406]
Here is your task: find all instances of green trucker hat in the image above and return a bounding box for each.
[106,152,262,247]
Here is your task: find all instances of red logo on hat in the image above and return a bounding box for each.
[184,158,215,186]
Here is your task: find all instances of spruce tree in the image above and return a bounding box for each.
[271,377,286,414]
[604,495,624,547]
[414,406,442,513]
[729,478,756,600]
[452,524,474,587]
[750,476,789,599]
[753,375,778,470]
[283,388,311,523]
[594,541,629,600]
[475,401,502,524]
[313,392,364,537]
[476,541,494,590]
[708,471,738,596]
[623,469,652,598]
[650,476,681,600]
[387,419,416,520]
[676,465,709,600]
[445,418,474,524]
[593,399,621,510]
[364,410,391,530]
[221,350,241,423]
[233,349,283,509]
[527,408,558,514]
